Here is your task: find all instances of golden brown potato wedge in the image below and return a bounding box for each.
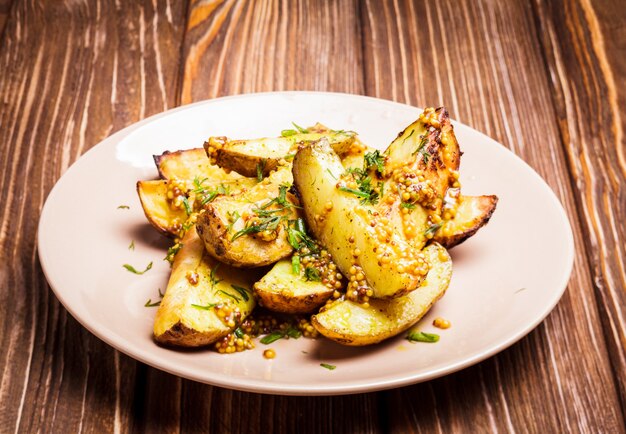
[293,139,429,299]
[253,258,334,313]
[434,195,498,248]
[137,180,189,237]
[154,226,257,347]
[384,107,460,183]
[205,130,357,178]
[137,178,257,238]
[196,168,299,268]
[312,242,452,346]
[154,148,244,181]
[379,107,462,250]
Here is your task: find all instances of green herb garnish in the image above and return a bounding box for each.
[402,129,415,146]
[218,290,241,302]
[341,167,380,205]
[407,331,440,343]
[255,184,294,213]
[339,185,379,205]
[231,215,284,241]
[192,303,216,311]
[209,264,222,289]
[260,332,285,344]
[320,363,336,370]
[165,243,183,263]
[281,129,298,137]
[292,122,309,133]
[128,240,135,250]
[231,285,250,302]
[339,186,371,199]
[256,159,267,182]
[260,325,302,344]
[401,202,416,210]
[123,261,153,275]
[277,184,289,205]
[411,135,428,156]
[364,150,385,175]
[291,255,301,275]
[192,177,230,205]
[234,327,245,338]
[182,220,194,232]
[424,223,442,237]
[304,266,321,282]
[117,205,130,209]
[181,196,192,215]
[144,298,160,307]
[286,327,302,339]
[330,129,356,135]
[286,218,318,252]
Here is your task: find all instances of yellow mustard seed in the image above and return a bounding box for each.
[433,317,451,329]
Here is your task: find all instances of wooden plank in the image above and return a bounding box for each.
[0,0,11,38]
[532,0,626,414]
[0,0,188,432]
[360,0,625,432]
[179,0,364,103]
[176,1,382,433]
[180,382,381,433]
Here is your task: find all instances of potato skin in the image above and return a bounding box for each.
[381,107,462,250]
[156,321,221,348]
[293,140,427,299]
[153,226,257,347]
[137,180,188,237]
[434,195,498,248]
[196,168,298,268]
[312,243,452,346]
[205,131,357,178]
[253,259,334,313]
[137,178,257,238]
[154,148,243,181]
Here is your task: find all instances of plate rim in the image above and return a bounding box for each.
[37,91,575,395]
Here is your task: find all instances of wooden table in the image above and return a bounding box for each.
[1,1,624,432]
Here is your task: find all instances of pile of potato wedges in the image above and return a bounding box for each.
[137,108,497,348]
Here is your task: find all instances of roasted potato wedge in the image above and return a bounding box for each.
[137,178,257,237]
[384,107,460,181]
[312,242,451,346]
[154,148,244,181]
[205,130,357,178]
[380,107,462,250]
[293,139,429,299]
[253,258,334,313]
[196,168,299,268]
[154,226,257,347]
[434,194,498,248]
[137,180,189,237]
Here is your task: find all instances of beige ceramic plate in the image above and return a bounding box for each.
[38,92,574,395]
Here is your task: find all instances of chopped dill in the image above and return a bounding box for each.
[123,261,153,275]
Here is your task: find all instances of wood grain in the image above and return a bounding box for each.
[361,1,624,432]
[532,0,626,414]
[0,0,11,39]
[180,0,364,103]
[176,2,383,433]
[0,0,187,432]
[0,0,624,432]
